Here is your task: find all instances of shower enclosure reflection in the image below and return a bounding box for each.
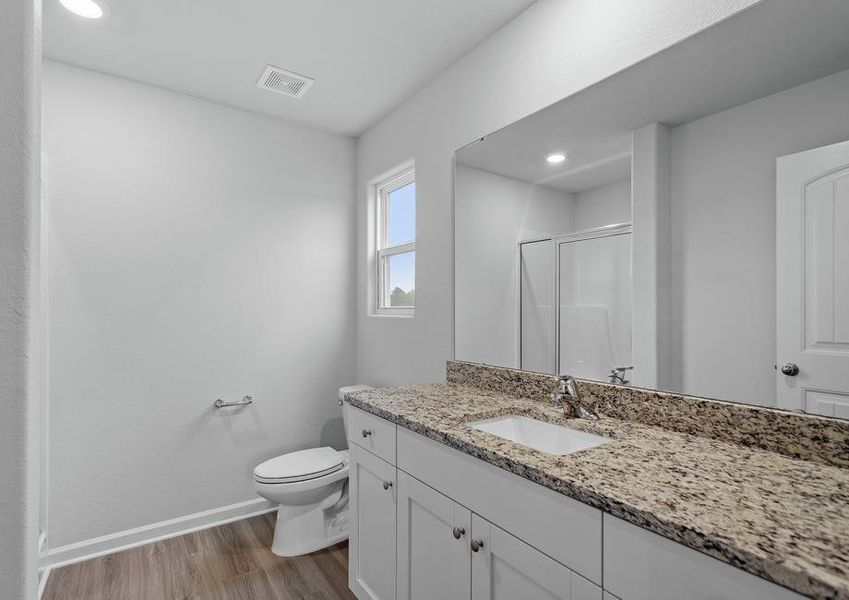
[518,224,633,382]
[455,150,632,382]
[557,227,632,381]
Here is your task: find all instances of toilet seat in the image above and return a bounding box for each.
[254,447,345,484]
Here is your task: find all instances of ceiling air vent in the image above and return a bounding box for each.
[255,65,315,99]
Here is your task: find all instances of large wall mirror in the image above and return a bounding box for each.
[454,0,849,417]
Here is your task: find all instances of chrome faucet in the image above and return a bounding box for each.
[608,366,633,386]
[551,375,599,421]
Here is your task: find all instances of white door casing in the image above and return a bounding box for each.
[777,139,849,416]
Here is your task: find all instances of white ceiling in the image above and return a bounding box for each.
[457,0,849,193]
[43,0,536,136]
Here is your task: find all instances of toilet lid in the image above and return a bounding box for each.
[254,447,343,483]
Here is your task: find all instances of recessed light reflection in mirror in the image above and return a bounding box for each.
[59,0,104,19]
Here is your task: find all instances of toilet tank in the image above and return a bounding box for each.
[338,385,371,442]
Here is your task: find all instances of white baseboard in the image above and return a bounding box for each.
[38,565,51,599]
[43,497,276,569]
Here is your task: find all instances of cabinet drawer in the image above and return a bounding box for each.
[397,427,602,585]
[347,405,397,464]
[603,515,805,600]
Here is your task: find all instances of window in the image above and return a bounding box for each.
[375,166,415,315]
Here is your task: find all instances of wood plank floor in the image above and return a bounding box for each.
[42,513,356,600]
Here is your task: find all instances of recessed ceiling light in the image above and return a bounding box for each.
[59,0,104,19]
[546,153,567,164]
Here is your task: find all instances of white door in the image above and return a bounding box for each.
[470,514,601,600]
[349,445,397,600]
[777,140,849,416]
[397,472,471,600]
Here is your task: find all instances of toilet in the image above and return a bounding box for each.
[254,385,370,557]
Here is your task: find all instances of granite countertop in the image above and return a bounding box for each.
[345,382,849,600]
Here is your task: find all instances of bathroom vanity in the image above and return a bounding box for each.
[343,362,849,600]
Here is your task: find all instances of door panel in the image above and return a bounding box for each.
[777,140,849,412]
[349,445,397,600]
[804,172,849,350]
[471,514,600,600]
[805,389,849,419]
[397,473,471,600]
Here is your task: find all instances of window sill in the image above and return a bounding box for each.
[371,308,415,318]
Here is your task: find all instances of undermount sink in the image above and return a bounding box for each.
[468,414,610,456]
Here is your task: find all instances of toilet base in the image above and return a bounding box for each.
[270,499,349,557]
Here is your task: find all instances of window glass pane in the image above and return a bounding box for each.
[387,182,415,246]
[386,251,415,307]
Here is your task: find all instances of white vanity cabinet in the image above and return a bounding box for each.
[347,405,601,600]
[349,443,397,600]
[395,470,600,600]
[346,405,804,600]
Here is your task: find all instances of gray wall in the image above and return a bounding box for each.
[43,61,357,549]
[455,165,573,368]
[573,180,631,231]
[668,68,849,406]
[0,0,41,597]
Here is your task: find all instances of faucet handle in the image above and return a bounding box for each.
[608,365,634,385]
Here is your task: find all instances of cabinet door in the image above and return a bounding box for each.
[349,445,397,600]
[603,515,805,600]
[397,472,472,600]
[471,514,601,600]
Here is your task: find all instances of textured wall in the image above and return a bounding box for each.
[43,61,356,548]
[0,0,41,598]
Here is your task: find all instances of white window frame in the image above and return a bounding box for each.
[374,166,416,316]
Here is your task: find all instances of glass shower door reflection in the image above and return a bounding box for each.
[558,233,632,381]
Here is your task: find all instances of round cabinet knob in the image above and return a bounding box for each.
[781,363,800,376]
[382,480,393,490]
[470,539,484,553]
[452,527,465,539]
[362,429,373,438]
